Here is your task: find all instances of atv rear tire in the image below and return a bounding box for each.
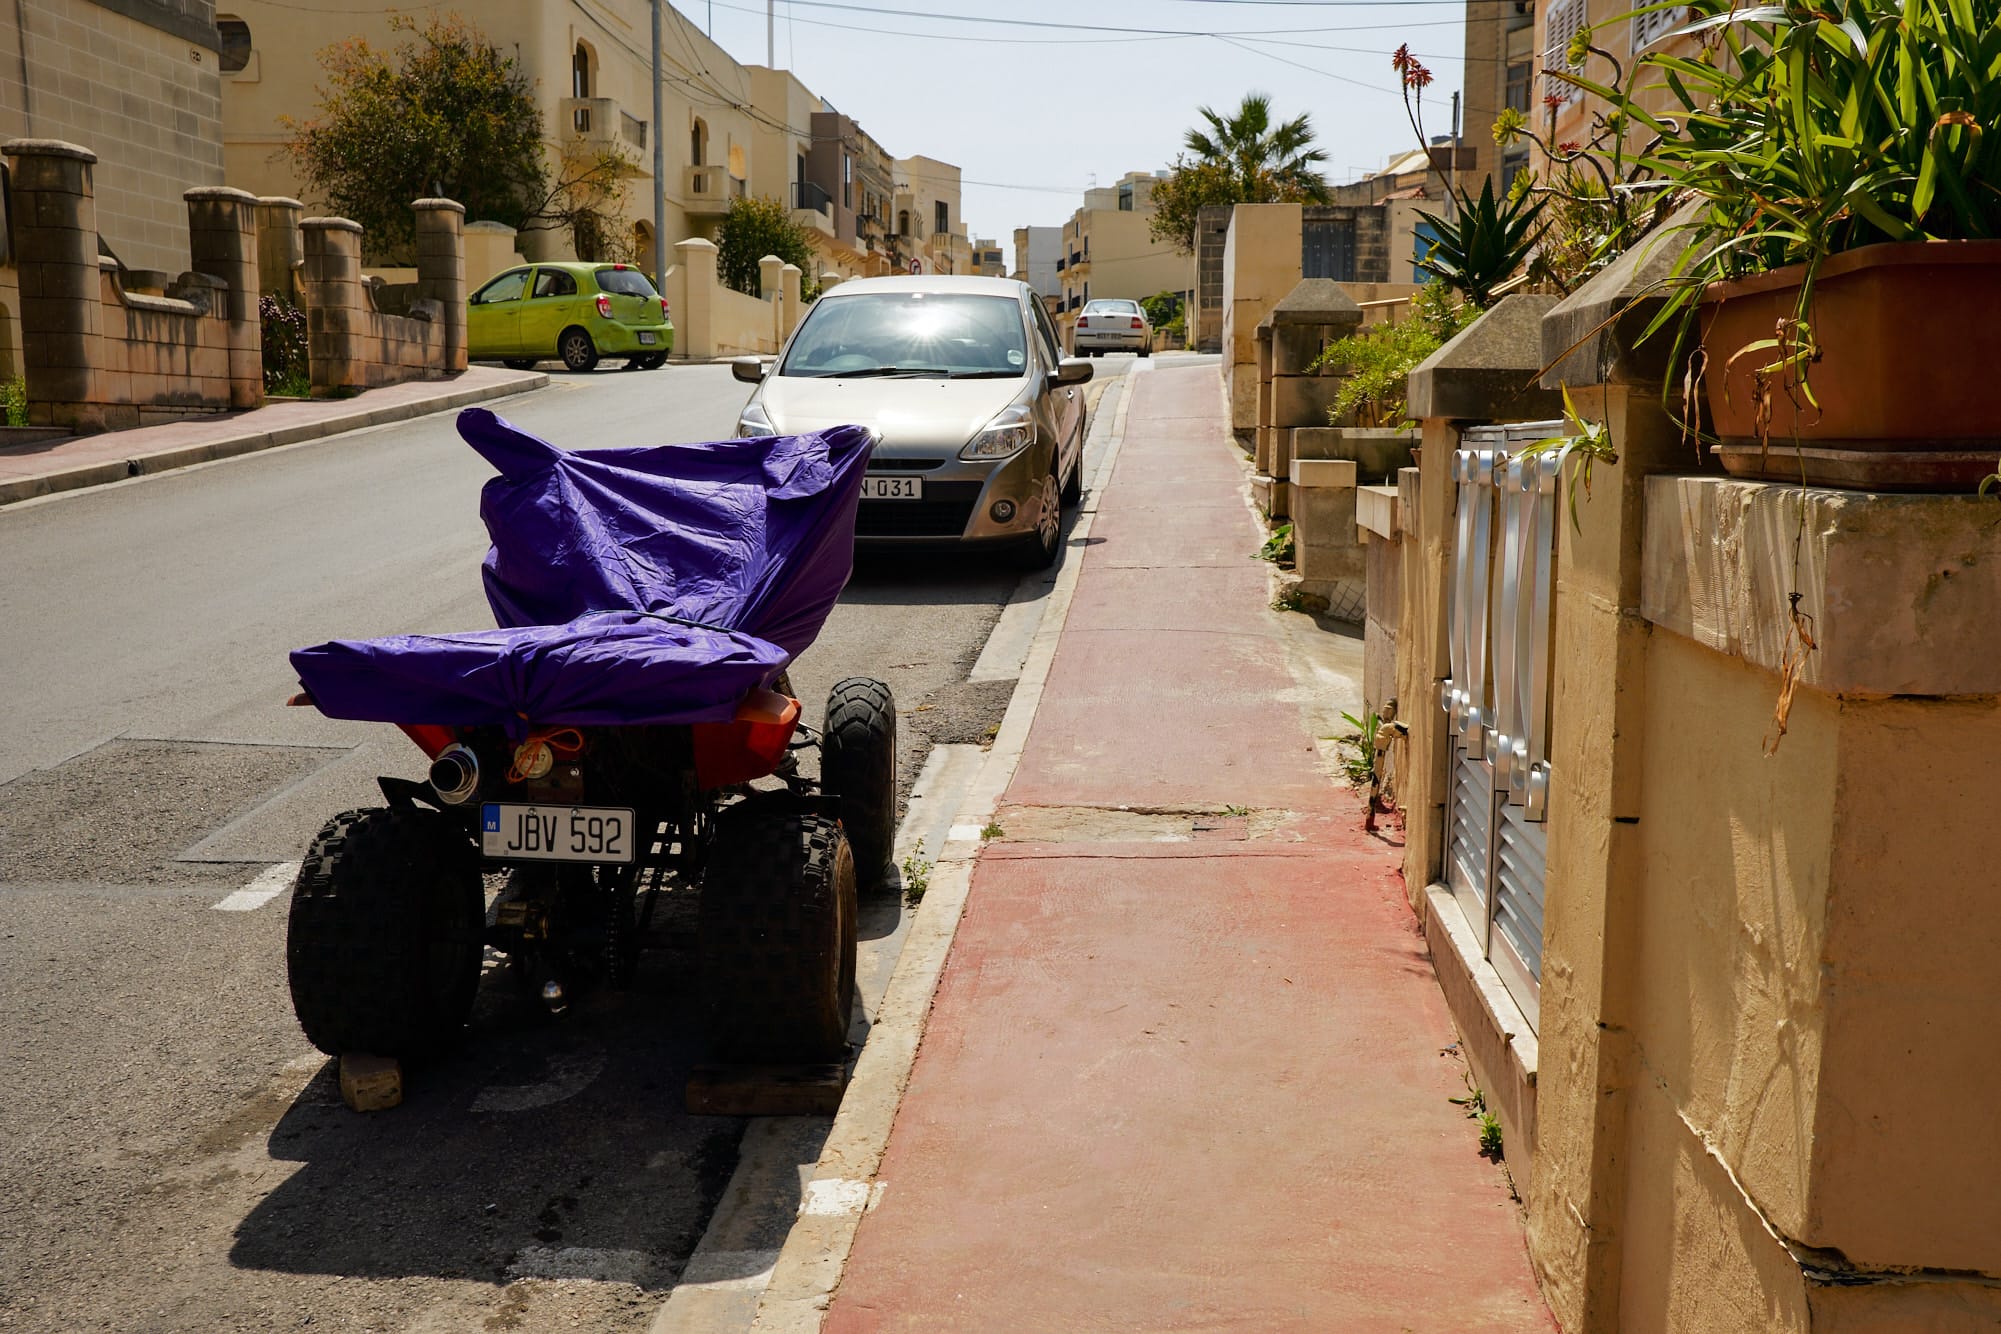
[287,807,485,1060]
[700,798,857,1063]
[822,677,896,893]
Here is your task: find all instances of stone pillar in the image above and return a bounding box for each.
[675,237,718,360]
[757,253,784,302]
[463,220,523,291]
[413,198,466,373]
[779,262,802,337]
[818,271,841,293]
[1260,280,1364,599]
[5,138,103,430]
[301,217,366,394]
[1522,228,1703,1331]
[255,196,304,302]
[186,186,262,410]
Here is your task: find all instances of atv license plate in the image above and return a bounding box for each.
[861,476,922,500]
[481,804,635,864]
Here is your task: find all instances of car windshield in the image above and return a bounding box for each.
[780,292,1028,379]
[595,267,658,297]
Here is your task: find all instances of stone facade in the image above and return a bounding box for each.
[298,204,465,394]
[1192,204,1230,354]
[0,0,225,275]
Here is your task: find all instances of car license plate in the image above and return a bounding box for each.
[637,330,657,345]
[481,803,635,863]
[861,476,922,500]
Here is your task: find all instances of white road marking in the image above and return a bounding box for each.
[507,1244,666,1287]
[470,1043,608,1113]
[211,861,300,912]
[798,1178,884,1216]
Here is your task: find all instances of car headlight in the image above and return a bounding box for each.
[960,405,1035,461]
[736,400,777,438]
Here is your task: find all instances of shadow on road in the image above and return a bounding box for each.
[229,945,741,1291]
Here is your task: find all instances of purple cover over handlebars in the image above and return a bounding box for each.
[289,409,874,734]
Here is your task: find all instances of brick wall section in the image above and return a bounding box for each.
[0,0,225,274]
[412,199,467,374]
[1195,204,1230,353]
[301,216,449,393]
[7,136,260,430]
[185,185,260,408]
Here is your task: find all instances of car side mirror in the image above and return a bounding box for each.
[1052,357,1093,387]
[732,356,770,384]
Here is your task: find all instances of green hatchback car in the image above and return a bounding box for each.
[467,261,674,372]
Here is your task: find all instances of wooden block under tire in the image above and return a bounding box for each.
[685,1063,849,1116]
[339,1052,403,1112]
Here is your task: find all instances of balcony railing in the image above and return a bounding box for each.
[791,180,832,214]
[561,97,620,145]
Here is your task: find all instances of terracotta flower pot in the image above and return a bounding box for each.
[1700,239,2001,490]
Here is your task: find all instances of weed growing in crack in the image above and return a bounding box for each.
[901,838,932,903]
[979,821,1004,841]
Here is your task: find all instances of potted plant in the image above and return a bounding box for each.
[1565,0,2001,489]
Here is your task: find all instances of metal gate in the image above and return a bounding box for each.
[1440,422,1564,1031]
[1302,218,1355,281]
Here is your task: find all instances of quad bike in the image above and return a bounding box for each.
[282,409,895,1069]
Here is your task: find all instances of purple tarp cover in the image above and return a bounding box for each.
[290,409,874,735]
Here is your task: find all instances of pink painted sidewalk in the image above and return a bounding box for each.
[0,364,545,505]
[824,365,1552,1332]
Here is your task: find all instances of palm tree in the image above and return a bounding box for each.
[1182,93,1331,204]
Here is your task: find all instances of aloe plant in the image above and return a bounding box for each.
[1413,177,1548,308]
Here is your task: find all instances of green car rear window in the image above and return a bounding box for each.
[532,269,578,297]
[595,267,657,298]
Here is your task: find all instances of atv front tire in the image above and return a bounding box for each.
[822,677,896,893]
[700,798,857,1063]
[287,807,485,1060]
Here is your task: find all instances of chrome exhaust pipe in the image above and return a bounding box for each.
[428,743,480,805]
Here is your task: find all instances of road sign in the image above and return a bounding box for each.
[908,260,920,275]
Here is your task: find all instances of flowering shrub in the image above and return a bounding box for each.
[260,294,309,396]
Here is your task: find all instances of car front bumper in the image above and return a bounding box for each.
[852,444,1048,548]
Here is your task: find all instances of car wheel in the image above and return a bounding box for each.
[502,358,539,370]
[1139,345,1152,359]
[1011,469,1062,571]
[558,327,599,373]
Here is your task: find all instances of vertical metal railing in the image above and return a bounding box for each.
[1439,423,1564,1030]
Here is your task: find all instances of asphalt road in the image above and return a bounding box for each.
[0,355,1132,1332]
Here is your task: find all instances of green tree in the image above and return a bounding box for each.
[284,15,547,262]
[1150,93,1331,252]
[715,195,819,299]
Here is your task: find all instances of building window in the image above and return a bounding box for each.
[1630,3,1689,51]
[934,200,948,236]
[1542,0,1587,106]
[1505,61,1531,113]
[691,118,708,167]
[797,152,808,185]
[217,16,250,73]
[572,42,592,98]
[843,154,853,210]
[898,210,910,236]
[1118,182,1133,212]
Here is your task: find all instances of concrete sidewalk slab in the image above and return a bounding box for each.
[819,364,1551,1331]
[0,365,547,506]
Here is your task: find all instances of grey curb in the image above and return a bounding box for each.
[0,373,550,507]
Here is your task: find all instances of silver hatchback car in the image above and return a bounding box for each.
[733,276,1092,569]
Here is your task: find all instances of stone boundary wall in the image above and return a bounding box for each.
[7,136,469,429]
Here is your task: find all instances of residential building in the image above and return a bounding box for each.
[0,0,226,274]
[971,236,1005,279]
[219,0,759,273]
[893,155,969,275]
[1461,0,1537,192]
[1013,225,1060,298]
[1055,170,1193,316]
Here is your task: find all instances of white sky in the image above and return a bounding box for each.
[687,0,1470,243]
